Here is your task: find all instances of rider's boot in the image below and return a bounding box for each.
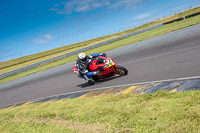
[83,75,94,85]
[88,79,94,85]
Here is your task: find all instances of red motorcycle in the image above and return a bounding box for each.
[72,56,128,85]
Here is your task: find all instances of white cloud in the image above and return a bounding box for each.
[132,9,161,21]
[50,0,145,15]
[131,2,200,24]
[44,34,54,40]
[163,3,199,16]
[73,3,90,12]
[134,13,151,20]
[63,0,110,14]
[32,39,49,44]
[108,0,143,9]
[31,34,54,44]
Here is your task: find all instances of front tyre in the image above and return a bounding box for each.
[116,65,128,76]
[88,80,94,85]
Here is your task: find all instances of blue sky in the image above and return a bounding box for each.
[0,0,199,62]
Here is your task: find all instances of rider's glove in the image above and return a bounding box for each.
[101,53,106,57]
[93,69,101,75]
[88,55,93,59]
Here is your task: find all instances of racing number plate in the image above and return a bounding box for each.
[104,58,114,68]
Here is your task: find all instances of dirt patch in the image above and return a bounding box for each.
[14,119,108,133]
[116,128,133,133]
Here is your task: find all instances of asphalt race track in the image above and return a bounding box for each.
[0,24,200,107]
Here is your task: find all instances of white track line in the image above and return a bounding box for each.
[2,75,200,108]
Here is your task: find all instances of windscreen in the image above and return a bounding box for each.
[96,57,106,65]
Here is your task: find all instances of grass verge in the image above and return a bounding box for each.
[1,15,200,84]
[1,90,200,132]
[0,6,199,73]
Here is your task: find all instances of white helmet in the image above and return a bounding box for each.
[78,52,87,62]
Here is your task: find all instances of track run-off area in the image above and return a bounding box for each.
[0,24,200,107]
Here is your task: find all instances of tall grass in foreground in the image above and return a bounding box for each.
[0,90,200,132]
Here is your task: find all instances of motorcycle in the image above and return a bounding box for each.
[72,56,128,85]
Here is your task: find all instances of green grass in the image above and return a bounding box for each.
[0,6,199,74]
[1,90,200,132]
[1,14,200,84]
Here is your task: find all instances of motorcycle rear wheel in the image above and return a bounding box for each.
[116,65,128,76]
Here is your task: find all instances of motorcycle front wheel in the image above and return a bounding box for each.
[115,65,128,76]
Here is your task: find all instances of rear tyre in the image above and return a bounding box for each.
[116,65,128,76]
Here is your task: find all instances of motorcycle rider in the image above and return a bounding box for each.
[76,52,106,85]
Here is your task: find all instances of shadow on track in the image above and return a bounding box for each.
[76,76,122,88]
